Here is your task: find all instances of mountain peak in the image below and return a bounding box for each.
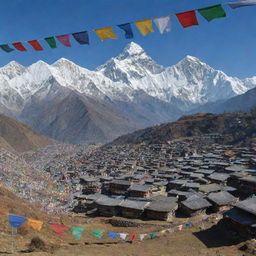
[3,61,25,69]
[31,60,49,67]
[185,55,198,60]
[53,57,75,66]
[97,42,164,83]
[182,55,202,63]
[0,61,26,79]
[174,55,209,70]
[122,42,144,55]
[117,42,148,61]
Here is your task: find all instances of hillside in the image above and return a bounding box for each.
[111,112,256,145]
[0,114,55,153]
[0,186,48,220]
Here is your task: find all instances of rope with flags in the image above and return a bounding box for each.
[0,211,221,242]
[0,0,255,53]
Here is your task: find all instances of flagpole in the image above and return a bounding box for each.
[11,227,15,254]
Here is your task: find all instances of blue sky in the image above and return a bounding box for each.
[0,0,255,78]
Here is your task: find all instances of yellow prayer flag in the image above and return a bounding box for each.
[27,219,43,231]
[94,27,117,40]
[135,19,154,36]
[160,229,167,235]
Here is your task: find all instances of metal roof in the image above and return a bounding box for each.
[207,191,237,206]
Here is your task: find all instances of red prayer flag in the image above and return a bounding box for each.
[12,42,27,51]
[51,224,68,235]
[130,234,136,240]
[176,10,199,28]
[56,35,71,47]
[28,40,43,51]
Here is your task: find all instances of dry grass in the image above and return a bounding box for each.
[0,187,254,256]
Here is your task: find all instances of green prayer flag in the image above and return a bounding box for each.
[71,226,85,240]
[0,44,14,53]
[45,37,57,48]
[150,232,156,239]
[92,229,104,239]
[198,5,226,22]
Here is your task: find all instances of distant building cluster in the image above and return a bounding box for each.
[47,134,256,235]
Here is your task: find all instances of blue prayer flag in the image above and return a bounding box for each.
[118,23,134,39]
[72,31,89,45]
[9,215,27,228]
[107,232,119,239]
[185,222,192,228]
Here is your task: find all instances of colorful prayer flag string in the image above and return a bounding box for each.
[0,2,255,53]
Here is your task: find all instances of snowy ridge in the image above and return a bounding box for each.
[0,42,255,115]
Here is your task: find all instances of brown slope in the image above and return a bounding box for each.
[0,114,55,153]
[28,92,145,145]
[0,186,48,220]
[111,112,256,145]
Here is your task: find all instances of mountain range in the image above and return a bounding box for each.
[0,42,255,144]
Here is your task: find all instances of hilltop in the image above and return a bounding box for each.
[111,111,256,146]
[0,114,55,153]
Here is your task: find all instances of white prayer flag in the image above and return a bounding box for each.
[153,16,171,34]
[167,228,174,233]
[229,0,256,8]
[177,224,183,231]
[119,233,128,240]
[139,234,147,241]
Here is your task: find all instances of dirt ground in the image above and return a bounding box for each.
[0,216,254,256]
[0,187,255,256]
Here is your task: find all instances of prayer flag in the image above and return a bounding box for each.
[12,42,27,51]
[154,16,171,34]
[56,34,71,47]
[150,232,156,239]
[9,215,27,228]
[176,11,199,28]
[28,40,43,51]
[185,222,192,228]
[139,234,147,241]
[198,5,226,22]
[45,37,57,48]
[130,234,136,240]
[177,225,183,231]
[119,233,127,240]
[118,23,134,39]
[71,226,85,240]
[95,27,117,40]
[107,232,119,239]
[51,224,68,235]
[72,31,89,45]
[27,219,43,231]
[160,230,167,235]
[92,229,104,239]
[135,19,154,36]
[228,0,256,8]
[0,44,14,53]
[167,228,174,233]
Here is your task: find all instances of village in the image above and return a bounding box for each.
[37,133,255,237]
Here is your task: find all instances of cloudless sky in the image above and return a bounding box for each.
[0,0,255,78]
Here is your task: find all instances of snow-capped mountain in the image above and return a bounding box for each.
[97,42,164,84]
[0,42,255,144]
